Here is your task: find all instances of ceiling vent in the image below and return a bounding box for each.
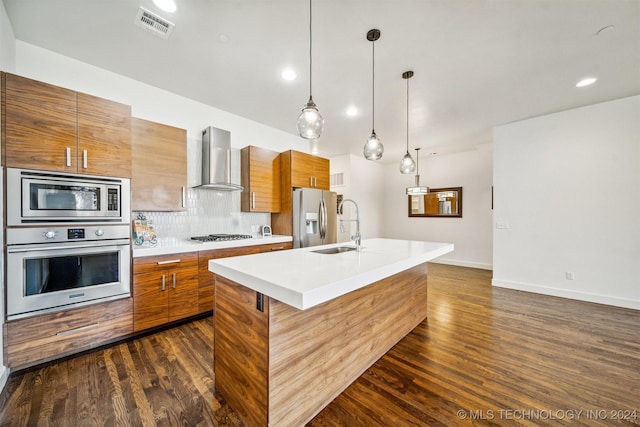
[134,7,175,39]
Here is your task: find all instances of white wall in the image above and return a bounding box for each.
[0,3,15,72]
[493,95,640,309]
[0,0,14,393]
[382,149,494,270]
[12,41,309,239]
[330,154,385,243]
[15,42,302,164]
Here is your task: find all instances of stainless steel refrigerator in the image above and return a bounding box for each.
[292,188,337,248]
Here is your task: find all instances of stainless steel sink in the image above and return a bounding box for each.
[311,246,357,254]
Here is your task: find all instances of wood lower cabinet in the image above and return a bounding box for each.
[241,145,281,213]
[1,72,131,177]
[133,252,199,332]
[131,118,187,211]
[3,298,133,369]
[197,242,292,314]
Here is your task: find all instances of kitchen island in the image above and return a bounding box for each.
[208,238,453,427]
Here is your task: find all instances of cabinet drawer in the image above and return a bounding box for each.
[133,252,198,273]
[3,298,133,369]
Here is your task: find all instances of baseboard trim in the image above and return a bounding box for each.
[430,258,493,271]
[0,365,10,395]
[492,278,640,310]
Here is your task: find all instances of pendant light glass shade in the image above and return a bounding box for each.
[363,29,383,160]
[399,71,416,174]
[400,151,416,174]
[298,0,323,140]
[297,97,324,140]
[364,131,383,160]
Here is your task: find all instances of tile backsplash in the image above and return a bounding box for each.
[134,147,270,240]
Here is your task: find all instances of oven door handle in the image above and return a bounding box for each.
[7,239,130,253]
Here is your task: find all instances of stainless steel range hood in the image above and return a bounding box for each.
[195,126,243,191]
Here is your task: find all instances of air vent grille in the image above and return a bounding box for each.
[330,172,344,187]
[134,7,175,39]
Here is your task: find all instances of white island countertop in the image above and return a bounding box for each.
[208,238,453,310]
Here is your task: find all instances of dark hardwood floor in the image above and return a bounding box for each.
[1,263,638,426]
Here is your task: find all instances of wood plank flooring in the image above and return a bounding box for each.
[1,263,638,426]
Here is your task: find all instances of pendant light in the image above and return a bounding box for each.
[363,28,384,160]
[406,148,429,195]
[297,0,324,140]
[399,71,417,174]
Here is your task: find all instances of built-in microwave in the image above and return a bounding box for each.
[6,168,130,225]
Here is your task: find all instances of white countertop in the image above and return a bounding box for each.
[208,238,454,310]
[132,235,292,257]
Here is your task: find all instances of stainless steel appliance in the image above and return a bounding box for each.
[6,225,131,320]
[292,188,337,248]
[194,126,243,191]
[6,168,130,226]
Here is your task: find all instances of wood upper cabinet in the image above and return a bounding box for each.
[77,93,131,177]
[241,145,281,212]
[197,241,292,314]
[2,72,131,177]
[131,118,187,211]
[287,150,330,190]
[132,252,199,332]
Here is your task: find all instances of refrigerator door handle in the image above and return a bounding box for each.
[319,198,327,239]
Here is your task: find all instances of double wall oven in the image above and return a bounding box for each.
[5,168,131,320]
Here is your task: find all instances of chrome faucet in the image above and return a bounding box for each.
[338,198,361,252]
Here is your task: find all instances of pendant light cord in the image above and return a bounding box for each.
[309,0,313,99]
[372,40,375,132]
[406,75,409,153]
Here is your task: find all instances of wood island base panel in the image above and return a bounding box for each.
[214,263,429,427]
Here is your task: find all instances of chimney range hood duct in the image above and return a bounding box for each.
[195,126,244,191]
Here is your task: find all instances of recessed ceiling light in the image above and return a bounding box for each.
[153,0,176,13]
[281,69,297,81]
[346,106,358,117]
[576,77,597,87]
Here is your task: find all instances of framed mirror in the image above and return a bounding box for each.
[408,187,462,217]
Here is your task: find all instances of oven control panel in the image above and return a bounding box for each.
[67,228,86,240]
[6,225,131,245]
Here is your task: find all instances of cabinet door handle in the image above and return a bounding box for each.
[172,273,177,289]
[82,150,88,169]
[157,259,181,265]
[181,187,186,208]
[309,176,313,187]
[161,274,166,291]
[270,246,285,251]
[65,147,72,167]
[314,176,317,187]
[252,192,256,210]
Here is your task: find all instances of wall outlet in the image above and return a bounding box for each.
[496,221,509,229]
[565,271,575,280]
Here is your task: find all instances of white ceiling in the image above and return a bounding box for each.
[3,0,639,164]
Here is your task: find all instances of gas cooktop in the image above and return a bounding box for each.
[190,234,253,242]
